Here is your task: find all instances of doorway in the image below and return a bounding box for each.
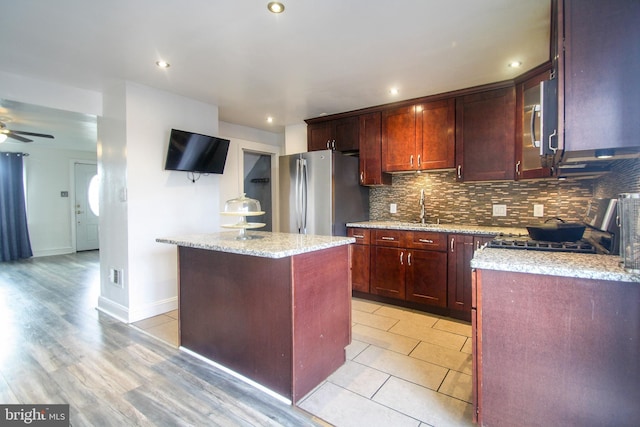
[74,162,99,251]
[243,152,273,231]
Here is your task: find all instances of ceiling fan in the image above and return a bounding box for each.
[0,122,55,143]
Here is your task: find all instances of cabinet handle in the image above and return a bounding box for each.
[360,171,364,183]
[332,139,336,150]
[353,234,365,239]
[450,237,455,252]
[400,251,404,265]
[419,239,434,243]
[407,252,412,266]
[476,240,480,250]
[381,236,395,241]
[417,154,421,167]
[326,140,330,149]
[457,165,462,179]
[410,155,414,167]
[515,160,521,176]
[548,129,558,153]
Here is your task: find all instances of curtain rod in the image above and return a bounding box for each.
[0,152,29,156]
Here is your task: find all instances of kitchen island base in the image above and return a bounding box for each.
[178,244,351,404]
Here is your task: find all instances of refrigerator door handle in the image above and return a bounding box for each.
[295,158,302,233]
[301,158,308,234]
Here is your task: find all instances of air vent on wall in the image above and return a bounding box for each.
[109,268,124,287]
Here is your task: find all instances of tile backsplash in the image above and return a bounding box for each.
[369,158,640,227]
[370,171,594,227]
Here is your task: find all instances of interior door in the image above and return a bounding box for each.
[75,162,99,251]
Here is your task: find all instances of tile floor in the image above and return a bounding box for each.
[132,298,475,427]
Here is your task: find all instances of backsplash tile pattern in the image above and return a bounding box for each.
[593,159,640,198]
[370,171,594,227]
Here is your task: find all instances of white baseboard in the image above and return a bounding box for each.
[97,296,129,323]
[128,296,178,323]
[32,247,74,257]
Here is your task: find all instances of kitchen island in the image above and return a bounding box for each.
[157,231,354,404]
[471,248,640,426]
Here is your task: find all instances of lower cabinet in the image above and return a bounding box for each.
[347,228,370,293]
[447,234,493,320]
[348,227,492,319]
[370,229,447,308]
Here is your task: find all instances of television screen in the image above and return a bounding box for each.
[164,129,230,174]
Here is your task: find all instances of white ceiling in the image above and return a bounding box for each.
[0,0,550,150]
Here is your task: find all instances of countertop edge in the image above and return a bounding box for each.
[157,231,355,259]
[471,248,640,283]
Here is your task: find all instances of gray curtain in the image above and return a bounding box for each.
[0,152,33,261]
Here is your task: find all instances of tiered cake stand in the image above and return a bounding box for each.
[221,211,266,240]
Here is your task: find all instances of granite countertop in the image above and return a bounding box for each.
[157,231,354,259]
[471,247,640,283]
[347,220,527,236]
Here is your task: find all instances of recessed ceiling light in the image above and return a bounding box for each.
[155,60,170,68]
[267,2,285,13]
[508,61,522,68]
[389,88,399,95]
[266,116,274,123]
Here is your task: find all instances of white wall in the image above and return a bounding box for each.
[284,123,308,155]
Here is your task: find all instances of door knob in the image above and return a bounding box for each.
[76,210,84,214]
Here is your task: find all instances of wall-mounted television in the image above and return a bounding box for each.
[164,128,230,174]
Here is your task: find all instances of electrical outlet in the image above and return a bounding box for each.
[390,203,397,214]
[492,204,507,217]
[533,204,544,217]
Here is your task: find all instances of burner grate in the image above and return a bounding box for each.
[488,237,596,253]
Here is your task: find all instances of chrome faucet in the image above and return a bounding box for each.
[419,189,426,224]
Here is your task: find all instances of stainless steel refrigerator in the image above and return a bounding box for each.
[279,150,369,236]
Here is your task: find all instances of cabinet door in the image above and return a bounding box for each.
[382,106,417,171]
[563,0,640,152]
[307,122,333,151]
[371,246,405,299]
[417,98,455,170]
[348,228,371,293]
[455,87,516,181]
[447,234,474,314]
[406,249,448,307]
[359,112,391,186]
[334,116,359,152]
[351,244,371,293]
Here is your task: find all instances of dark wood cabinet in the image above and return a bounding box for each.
[447,234,492,320]
[381,99,455,172]
[455,87,516,182]
[347,228,371,293]
[307,116,359,152]
[474,268,640,426]
[370,229,448,308]
[560,0,640,155]
[359,112,391,186]
[515,63,554,180]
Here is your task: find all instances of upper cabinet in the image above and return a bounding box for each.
[381,98,455,172]
[359,112,392,186]
[307,116,359,152]
[559,0,640,159]
[455,86,516,182]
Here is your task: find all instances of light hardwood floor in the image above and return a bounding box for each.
[0,251,323,426]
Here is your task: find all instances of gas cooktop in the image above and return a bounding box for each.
[488,235,597,254]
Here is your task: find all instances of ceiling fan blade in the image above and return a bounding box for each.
[10,130,55,139]
[7,133,33,143]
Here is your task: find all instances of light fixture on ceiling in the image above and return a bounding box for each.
[155,60,170,68]
[267,2,285,13]
[389,88,399,95]
[266,116,274,123]
[508,61,523,68]
[0,133,7,143]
